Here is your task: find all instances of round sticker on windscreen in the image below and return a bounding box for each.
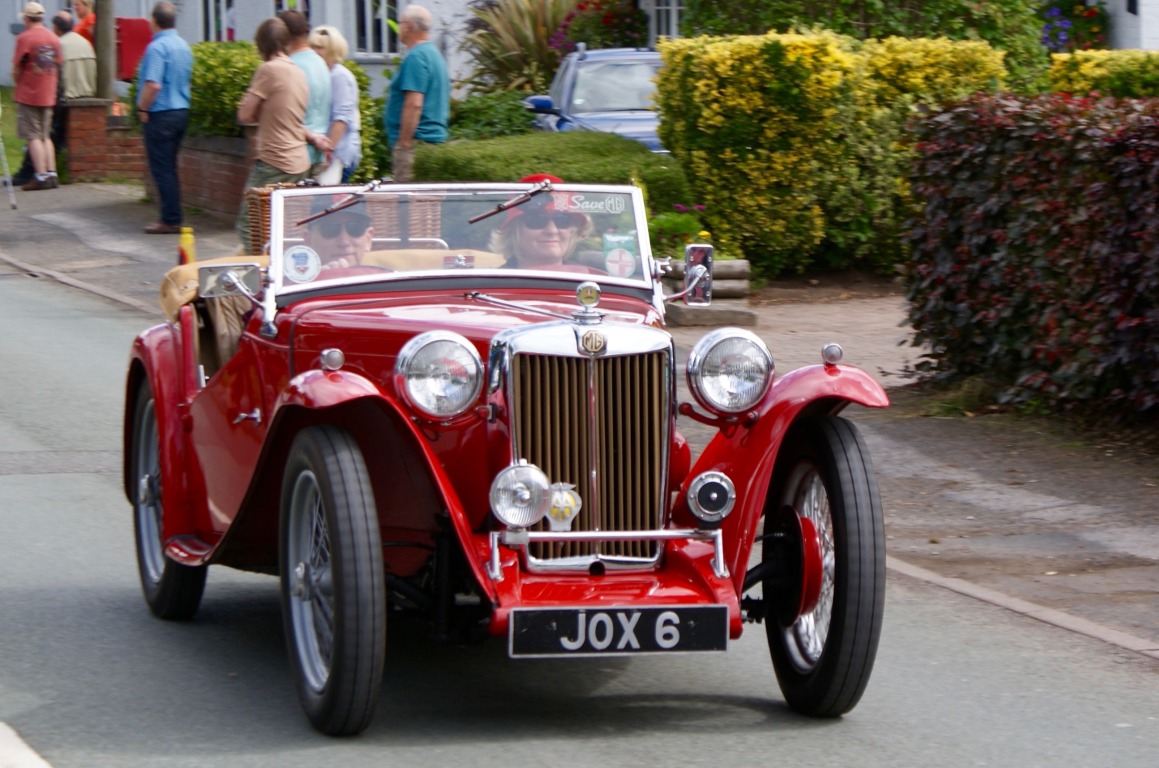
[605,247,636,278]
[284,245,322,283]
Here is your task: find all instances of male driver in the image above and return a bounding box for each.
[11,2,61,191]
[383,4,448,183]
[302,198,375,270]
[137,2,193,235]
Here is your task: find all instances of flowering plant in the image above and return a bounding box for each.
[1040,2,1109,53]
[649,203,707,258]
[550,1,649,56]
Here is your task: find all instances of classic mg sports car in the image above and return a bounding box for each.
[124,180,888,735]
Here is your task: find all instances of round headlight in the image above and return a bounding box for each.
[687,328,774,414]
[490,463,551,528]
[394,331,483,419]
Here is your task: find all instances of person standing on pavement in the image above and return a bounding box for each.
[136,2,193,235]
[9,11,93,189]
[279,9,331,180]
[54,12,96,101]
[11,2,61,192]
[308,25,361,184]
[383,4,448,183]
[73,0,95,45]
[235,17,332,251]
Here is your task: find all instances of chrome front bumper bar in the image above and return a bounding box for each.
[488,528,730,581]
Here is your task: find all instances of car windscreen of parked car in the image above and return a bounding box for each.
[569,60,660,113]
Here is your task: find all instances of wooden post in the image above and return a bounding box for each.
[95,0,116,101]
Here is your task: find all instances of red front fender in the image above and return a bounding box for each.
[271,369,498,602]
[680,364,889,596]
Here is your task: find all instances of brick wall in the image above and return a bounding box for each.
[64,99,252,219]
[165,136,252,218]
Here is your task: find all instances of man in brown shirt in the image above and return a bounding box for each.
[234,16,331,250]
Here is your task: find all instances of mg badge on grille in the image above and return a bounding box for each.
[547,483,582,531]
[580,330,607,355]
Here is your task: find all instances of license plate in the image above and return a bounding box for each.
[509,606,728,658]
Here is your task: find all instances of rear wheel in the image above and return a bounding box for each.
[130,379,207,620]
[764,415,885,716]
[281,426,385,736]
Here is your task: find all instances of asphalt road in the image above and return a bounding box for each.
[1,255,1157,766]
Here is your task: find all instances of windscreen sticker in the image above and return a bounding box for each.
[603,233,638,278]
[284,245,322,283]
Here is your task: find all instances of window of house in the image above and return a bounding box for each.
[203,0,234,41]
[643,0,685,47]
[355,0,398,58]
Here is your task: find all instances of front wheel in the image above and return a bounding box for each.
[130,378,207,620]
[764,415,885,717]
[281,426,385,736]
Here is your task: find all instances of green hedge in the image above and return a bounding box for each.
[906,93,1159,414]
[412,131,692,214]
[655,30,1005,276]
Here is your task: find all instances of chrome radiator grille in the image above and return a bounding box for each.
[511,350,670,563]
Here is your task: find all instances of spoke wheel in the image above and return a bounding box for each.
[281,426,385,736]
[130,379,206,620]
[764,415,885,717]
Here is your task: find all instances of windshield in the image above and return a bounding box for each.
[570,61,660,114]
[268,184,652,293]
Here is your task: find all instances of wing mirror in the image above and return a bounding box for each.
[198,263,264,304]
[664,243,714,305]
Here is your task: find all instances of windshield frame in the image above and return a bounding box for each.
[266,182,658,300]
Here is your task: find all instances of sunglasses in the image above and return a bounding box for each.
[520,211,579,230]
[315,218,370,238]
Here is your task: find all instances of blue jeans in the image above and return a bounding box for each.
[143,109,189,226]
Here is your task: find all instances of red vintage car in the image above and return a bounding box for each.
[124,180,888,735]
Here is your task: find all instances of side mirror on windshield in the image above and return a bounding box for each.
[199,263,264,303]
[683,243,713,306]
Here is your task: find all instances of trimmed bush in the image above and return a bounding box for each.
[449,91,536,141]
[412,131,691,213]
[905,93,1159,413]
[656,31,1005,276]
[187,42,259,138]
[1049,49,1159,97]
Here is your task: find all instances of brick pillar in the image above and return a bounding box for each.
[66,98,146,183]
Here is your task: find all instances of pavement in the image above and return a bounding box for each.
[1,181,1154,663]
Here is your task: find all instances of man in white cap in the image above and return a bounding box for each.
[11,2,62,191]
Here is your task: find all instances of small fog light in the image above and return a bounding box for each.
[687,471,736,527]
[490,463,551,529]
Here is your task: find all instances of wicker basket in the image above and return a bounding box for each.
[245,186,445,255]
[244,182,305,255]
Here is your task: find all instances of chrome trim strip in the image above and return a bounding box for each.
[493,528,730,580]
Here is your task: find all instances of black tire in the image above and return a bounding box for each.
[280,426,385,736]
[130,379,207,620]
[764,415,885,717]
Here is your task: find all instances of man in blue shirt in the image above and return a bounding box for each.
[136,1,192,235]
[279,9,330,177]
[383,4,448,183]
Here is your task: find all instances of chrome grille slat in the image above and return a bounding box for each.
[512,350,668,564]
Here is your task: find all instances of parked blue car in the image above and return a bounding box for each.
[524,46,665,152]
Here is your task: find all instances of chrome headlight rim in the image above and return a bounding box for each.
[393,331,484,420]
[687,327,774,415]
